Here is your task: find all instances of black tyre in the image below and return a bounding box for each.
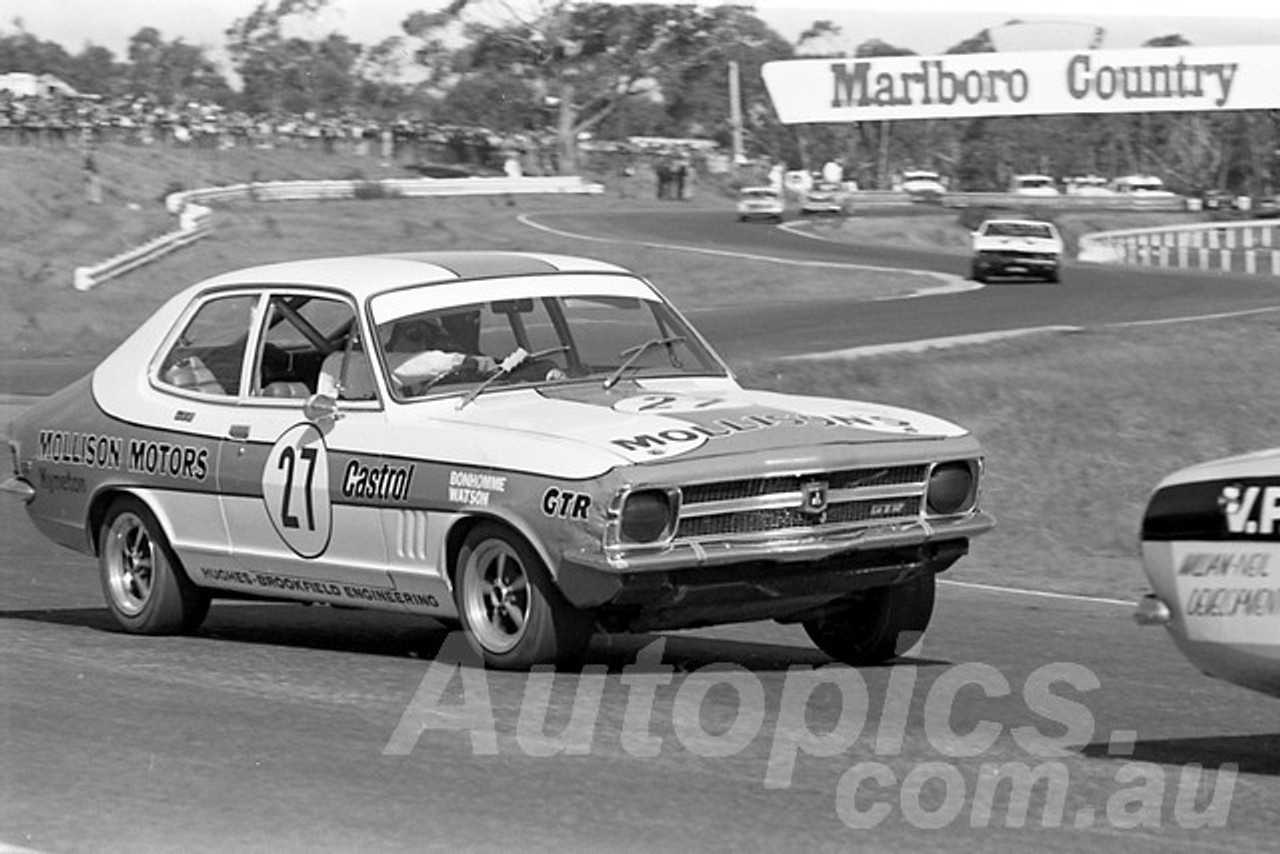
[98,496,210,634]
[454,522,593,669]
[802,574,936,666]
[971,263,986,283]
[1045,268,1061,283]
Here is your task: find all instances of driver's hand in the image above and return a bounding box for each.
[468,354,498,373]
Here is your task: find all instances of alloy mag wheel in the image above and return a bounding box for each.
[461,539,531,654]
[102,510,158,617]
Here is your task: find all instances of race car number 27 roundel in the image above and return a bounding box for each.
[262,423,333,558]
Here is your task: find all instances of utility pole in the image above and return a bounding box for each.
[729,60,744,167]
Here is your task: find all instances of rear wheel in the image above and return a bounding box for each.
[454,522,593,669]
[98,496,209,634]
[802,574,935,665]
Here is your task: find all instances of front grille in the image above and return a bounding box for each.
[675,465,928,541]
[681,465,925,505]
[677,496,923,539]
[981,249,1055,261]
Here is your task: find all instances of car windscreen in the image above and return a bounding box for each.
[985,223,1054,239]
[370,283,726,400]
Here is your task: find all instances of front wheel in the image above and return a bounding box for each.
[99,496,209,634]
[802,574,936,665]
[454,522,594,669]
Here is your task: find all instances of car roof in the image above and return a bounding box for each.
[192,251,632,300]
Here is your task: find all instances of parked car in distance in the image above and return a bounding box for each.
[3,251,995,670]
[1111,174,1178,198]
[900,169,946,203]
[800,180,850,215]
[1136,448,1280,699]
[1200,189,1236,211]
[1064,175,1115,196]
[971,218,1064,283]
[736,185,785,222]
[1010,174,1060,196]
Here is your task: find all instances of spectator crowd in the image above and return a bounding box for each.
[0,88,569,174]
[2,86,727,198]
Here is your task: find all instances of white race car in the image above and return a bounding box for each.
[3,252,994,670]
[736,185,785,222]
[800,180,850,215]
[1136,449,1280,698]
[971,218,1064,283]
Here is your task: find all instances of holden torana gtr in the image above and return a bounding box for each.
[3,252,994,669]
[1136,449,1280,698]
[970,218,1064,283]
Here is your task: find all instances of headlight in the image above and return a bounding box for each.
[927,461,977,515]
[608,487,680,548]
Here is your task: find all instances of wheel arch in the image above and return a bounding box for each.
[442,511,559,592]
[86,487,181,559]
[87,487,142,555]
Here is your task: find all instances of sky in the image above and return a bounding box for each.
[4,0,1280,63]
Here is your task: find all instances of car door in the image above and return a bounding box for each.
[192,288,406,609]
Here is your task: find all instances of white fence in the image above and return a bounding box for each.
[1078,219,1279,276]
[73,176,605,291]
[837,190,1192,212]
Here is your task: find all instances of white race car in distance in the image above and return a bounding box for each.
[971,218,1064,283]
[736,185,785,222]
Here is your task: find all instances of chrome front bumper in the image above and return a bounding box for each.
[579,510,996,575]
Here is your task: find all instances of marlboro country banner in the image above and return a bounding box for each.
[762,45,1280,123]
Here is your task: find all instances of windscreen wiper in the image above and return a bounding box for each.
[457,345,569,410]
[603,336,686,390]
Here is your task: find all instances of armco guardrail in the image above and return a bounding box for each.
[1078,219,1279,276]
[841,190,1192,212]
[73,175,604,291]
[73,202,213,291]
[941,192,1189,212]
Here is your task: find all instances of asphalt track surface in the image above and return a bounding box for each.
[3,209,1278,853]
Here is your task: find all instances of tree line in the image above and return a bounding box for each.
[2,1,1274,194]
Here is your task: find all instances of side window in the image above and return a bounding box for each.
[254,295,363,400]
[158,295,257,396]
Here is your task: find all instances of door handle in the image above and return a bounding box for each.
[228,424,251,440]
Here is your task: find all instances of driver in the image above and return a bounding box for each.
[385,315,496,390]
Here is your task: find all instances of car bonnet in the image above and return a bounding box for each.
[413,381,970,470]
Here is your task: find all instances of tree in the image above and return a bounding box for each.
[795,19,843,57]
[440,72,542,132]
[402,1,792,173]
[357,36,415,114]
[125,28,230,106]
[226,0,358,114]
[65,45,123,96]
[0,24,75,78]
